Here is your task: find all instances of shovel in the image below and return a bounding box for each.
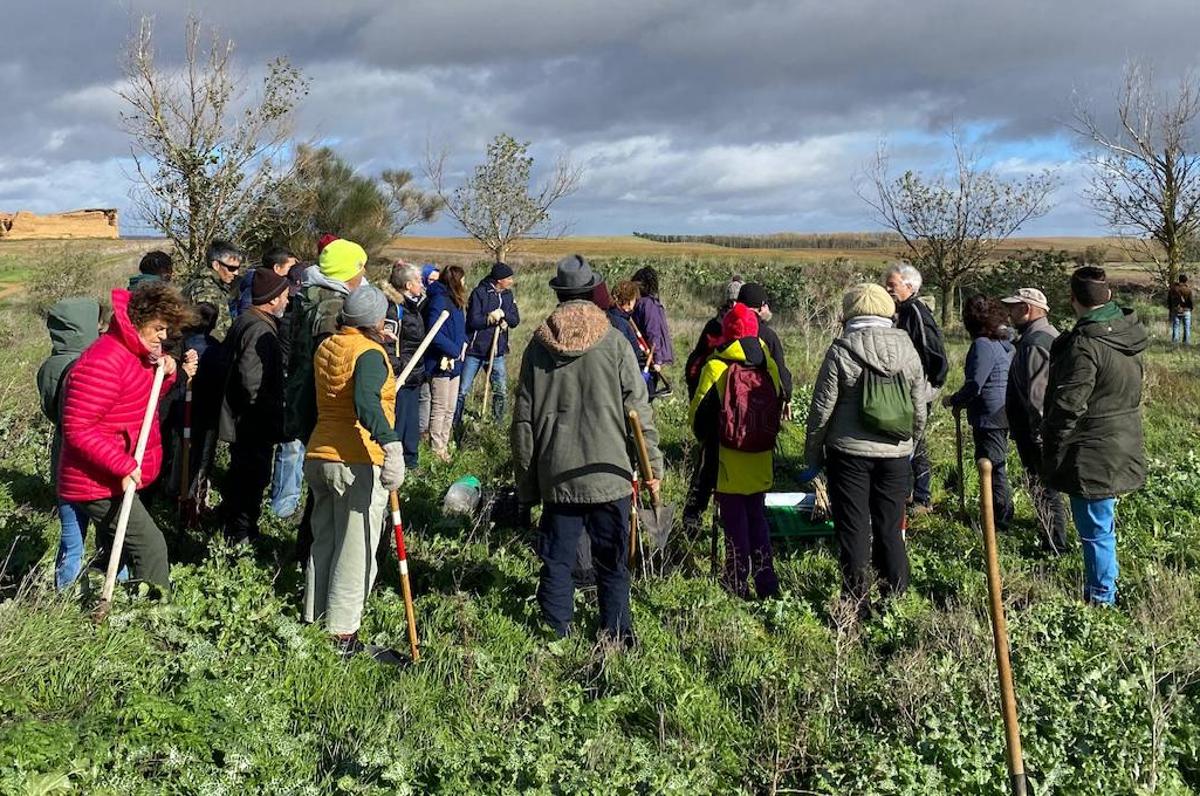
[178,376,198,526]
[94,359,166,622]
[481,324,502,419]
[388,491,420,664]
[627,409,674,563]
[979,459,1028,795]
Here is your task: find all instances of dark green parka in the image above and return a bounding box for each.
[1041,303,1147,498]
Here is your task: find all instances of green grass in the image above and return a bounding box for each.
[1,253,1199,793]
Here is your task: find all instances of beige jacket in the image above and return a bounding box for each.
[804,326,928,466]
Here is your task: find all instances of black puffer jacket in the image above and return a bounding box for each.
[383,284,427,388]
[1042,303,1147,498]
[219,307,284,444]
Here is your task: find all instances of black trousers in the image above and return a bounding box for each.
[972,427,1014,531]
[80,495,170,590]
[536,497,632,640]
[682,438,718,529]
[827,451,910,602]
[909,402,934,505]
[223,438,274,543]
[1011,430,1070,552]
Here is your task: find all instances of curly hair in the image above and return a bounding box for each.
[962,294,1008,340]
[128,282,195,332]
[612,280,640,307]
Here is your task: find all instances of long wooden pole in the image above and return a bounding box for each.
[979,458,1027,796]
[97,360,167,616]
[394,310,449,388]
[481,324,502,417]
[389,491,420,663]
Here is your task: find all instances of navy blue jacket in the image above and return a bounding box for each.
[465,278,519,359]
[607,306,648,368]
[422,280,467,379]
[949,336,1014,429]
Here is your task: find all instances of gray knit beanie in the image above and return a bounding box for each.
[341,285,388,328]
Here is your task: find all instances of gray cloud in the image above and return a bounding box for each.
[2,0,1199,234]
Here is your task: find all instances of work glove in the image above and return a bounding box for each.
[439,356,455,372]
[380,442,406,491]
[487,308,505,325]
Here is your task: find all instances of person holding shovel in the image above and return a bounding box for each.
[1001,287,1069,553]
[457,262,520,425]
[512,254,664,647]
[943,296,1015,532]
[383,261,428,469]
[58,283,197,594]
[689,302,784,600]
[423,265,468,462]
[303,286,406,660]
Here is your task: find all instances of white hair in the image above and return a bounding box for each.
[886,263,922,294]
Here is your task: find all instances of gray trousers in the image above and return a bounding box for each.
[303,460,388,635]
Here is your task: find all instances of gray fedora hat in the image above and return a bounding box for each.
[548,254,599,295]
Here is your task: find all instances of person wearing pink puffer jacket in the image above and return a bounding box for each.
[58,283,196,592]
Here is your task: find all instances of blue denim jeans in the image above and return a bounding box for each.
[269,440,306,519]
[1070,496,1119,605]
[56,499,127,590]
[55,499,89,590]
[456,354,507,423]
[1171,311,1191,344]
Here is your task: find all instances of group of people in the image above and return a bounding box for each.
[35,236,1148,656]
[37,241,684,655]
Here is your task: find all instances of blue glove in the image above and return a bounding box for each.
[798,466,821,484]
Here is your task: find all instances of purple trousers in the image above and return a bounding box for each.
[716,492,779,599]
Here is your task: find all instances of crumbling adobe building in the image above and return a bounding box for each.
[0,209,119,240]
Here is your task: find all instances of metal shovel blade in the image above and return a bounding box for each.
[636,502,675,552]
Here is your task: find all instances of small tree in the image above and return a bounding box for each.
[118,15,307,277]
[1070,60,1200,289]
[427,133,581,261]
[381,169,443,236]
[859,131,1057,324]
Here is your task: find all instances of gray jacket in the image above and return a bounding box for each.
[804,326,928,465]
[512,300,664,505]
[1006,316,1058,443]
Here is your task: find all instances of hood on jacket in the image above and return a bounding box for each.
[535,300,611,360]
[46,297,100,356]
[106,289,153,360]
[381,282,407,306]
[1076,304,1149,356]
[838,326,912,376]
[302,263,351,296]
[714,336,766,368]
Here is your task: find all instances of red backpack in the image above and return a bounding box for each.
[719,360,782,453]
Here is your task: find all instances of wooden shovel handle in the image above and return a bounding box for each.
[627,409,660,509]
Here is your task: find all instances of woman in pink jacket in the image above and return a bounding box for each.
[58,283,196,592]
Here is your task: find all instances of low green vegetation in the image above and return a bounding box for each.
[0,251,1198,794]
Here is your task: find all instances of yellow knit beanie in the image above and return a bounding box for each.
[842,283,896,320]
[318,239,368,283]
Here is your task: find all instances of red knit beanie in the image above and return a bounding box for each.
[721,301,759,343]
[317,233,339,254]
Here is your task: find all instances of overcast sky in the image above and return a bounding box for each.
[3,0,1199,237]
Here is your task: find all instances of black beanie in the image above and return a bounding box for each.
[737,282,768,309]
[1070,268,1110,307]
[489,262,514,281]
[251,267,289,305]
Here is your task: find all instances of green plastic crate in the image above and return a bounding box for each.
[764,493,835,540]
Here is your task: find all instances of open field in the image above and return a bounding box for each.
[0,242,1198,792]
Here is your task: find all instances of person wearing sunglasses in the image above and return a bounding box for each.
[182,239,243,343]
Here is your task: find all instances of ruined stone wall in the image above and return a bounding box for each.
[0,209,119,240]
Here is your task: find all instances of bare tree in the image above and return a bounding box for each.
[118,15,307,276]
[381,169,443,235]
[1070,61,1200,288]
[859,131,1057,324]
[426,133,581,262]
